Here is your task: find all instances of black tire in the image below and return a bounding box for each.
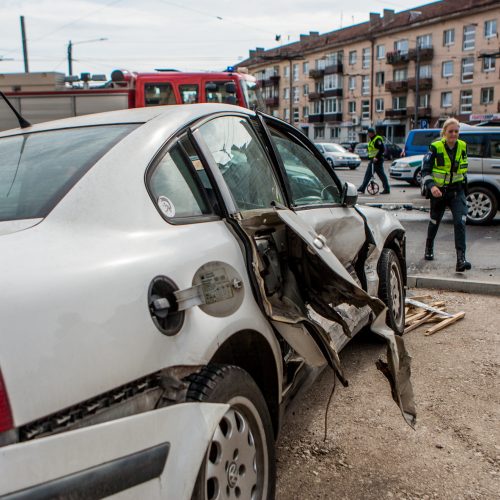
[378,248,405,334]
[187,365,276,500]
[326,157,335,169]
[411,168,422,187]
[466,186,498,225]
[349,165,358,170]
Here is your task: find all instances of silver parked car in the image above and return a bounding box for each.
[315,142,361,169]
[0,104,415,498]
[390,155,425,186]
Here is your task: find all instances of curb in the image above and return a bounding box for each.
[407,274,500,296]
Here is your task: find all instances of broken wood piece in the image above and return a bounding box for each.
[424,312,466,336]
[405,305,446,325]
[405,298,453,318]
[404,312,436,333]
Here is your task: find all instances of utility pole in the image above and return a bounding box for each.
[67,41,73,76]
[414,42,420,129]
[20,16,29,73]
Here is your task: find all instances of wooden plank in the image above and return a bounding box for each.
[404,312,436,333]
[424,312,466,336]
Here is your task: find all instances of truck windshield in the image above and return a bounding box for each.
[240,80,265,111]
[0,124,138,221]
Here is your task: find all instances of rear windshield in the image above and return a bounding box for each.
[411,131,440,146]
[0,124,138,221]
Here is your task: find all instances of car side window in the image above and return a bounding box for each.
[462,133,485,158]
[198,116,284,212]
[149,141,214,221]
[269,128,342,207]
[179,84,199,104]
[144,83,177,106]
[487,134,500,158]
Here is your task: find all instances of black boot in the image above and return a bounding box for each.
[456,250,471,272]
[424,239,434,261]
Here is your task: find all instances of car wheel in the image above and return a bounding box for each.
[326,157,334,169]
[466,187,498,225]
[349,165,358,170]
[187,365,276,500]
[378,248,405,335]
[412,168,422,187]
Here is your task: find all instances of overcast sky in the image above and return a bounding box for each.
[1,0,431,78]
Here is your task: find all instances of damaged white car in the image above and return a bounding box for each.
[0,103,415,499]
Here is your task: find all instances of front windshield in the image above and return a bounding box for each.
[0,124,137,221]
[323,143,347,153]
[240,79,265,111]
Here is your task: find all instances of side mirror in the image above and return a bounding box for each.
[342,182,358,207]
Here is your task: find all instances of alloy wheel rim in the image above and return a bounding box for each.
[467,193,492,221]
[389,262,403,328]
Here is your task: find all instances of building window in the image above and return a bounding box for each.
[394,68,408,81]
[272,110,279,118]
[362,47,371,69]
[376,44,385,60]
[324,73,342,90]
[292,86,299,103]
[315,59,326,70]
[325,51,342,66]
[348,101,356,114]
[441,91,452,108]
[293,64,299,81]
[394,39,409,54]
[313,100,322,114]
[361,76,370,95]
[330,127,340,139]
[348,50,357,65]
[393,96,407,110]
[484,20,497,38]
[302,61,309,74]
[480,87,494,105]
[442,60,454,78]
[284,108,290,121]
[284,66,290,79]
[375,71,385,87]
[463,25,476,51]
[375,98,384,112]
[325,98,342,114]
[293,107,299,123]
[348,76,356,90]
[419,94,430,108]
[461,57,474,83]
[303,105,309,118]
[303,84,309,96]
[419,64,432,78]
[361,100,370,119]
[417,34,432,48]
[460,90,473,114]
[315,81,324,93]
[314,127,325,139]
[284,87,290,99]
[443,29,455,46]
[483,56,496,72]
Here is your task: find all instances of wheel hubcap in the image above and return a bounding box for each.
[204,407,259,499]
[389,262,403,327]
[467,193,492,221]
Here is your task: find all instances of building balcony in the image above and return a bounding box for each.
[308,91,324,100]
[308,113,324,123]
[406,106,432,118]
[408,77,433,90]
[385,80,408,92]
[385,108,408,118]
[264,96,279,107]
[324,62,343,74]
[386,51,410,65]
[260,75,280,87]
[309,69,325,79]
[408,47,434,62]
[324,88,343,98]
[324,112,343,123]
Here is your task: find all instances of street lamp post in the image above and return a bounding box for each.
[67,38,107,77]
[414,42,420,129]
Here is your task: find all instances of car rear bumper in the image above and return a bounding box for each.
[0,402,227,499]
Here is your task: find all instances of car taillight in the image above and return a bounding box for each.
[0,369,13,433]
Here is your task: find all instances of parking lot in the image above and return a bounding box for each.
[277,289,500,499]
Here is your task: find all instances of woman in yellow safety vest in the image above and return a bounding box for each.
[421,117,471,272]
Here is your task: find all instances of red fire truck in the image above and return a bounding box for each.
[0,68,263,131]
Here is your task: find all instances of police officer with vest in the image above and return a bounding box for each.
[357,127,391,194]
[422,117,471,272]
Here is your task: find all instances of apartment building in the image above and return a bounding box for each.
[238,0,500,144]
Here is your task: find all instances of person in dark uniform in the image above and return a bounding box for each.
[421,117,471,272]
[357,127,391,194]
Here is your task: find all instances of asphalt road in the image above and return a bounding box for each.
[334,161,500,284]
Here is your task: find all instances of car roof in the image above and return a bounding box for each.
[0,103,254,138]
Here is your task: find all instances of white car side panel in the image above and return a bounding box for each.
[0,402,228,499]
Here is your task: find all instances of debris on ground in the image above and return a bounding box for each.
[404,295,465,335]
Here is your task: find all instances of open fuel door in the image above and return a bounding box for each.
[239,207,416,428]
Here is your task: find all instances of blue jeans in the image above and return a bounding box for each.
[358,159,390,192]
[427,187,467,252]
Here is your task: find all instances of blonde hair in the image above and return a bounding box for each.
[441,117,460,137]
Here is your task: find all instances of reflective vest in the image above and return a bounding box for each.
[431,138,468,187]
[367,135,384,159]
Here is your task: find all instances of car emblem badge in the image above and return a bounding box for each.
[157,196,175,218]
[227,462,238,488]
